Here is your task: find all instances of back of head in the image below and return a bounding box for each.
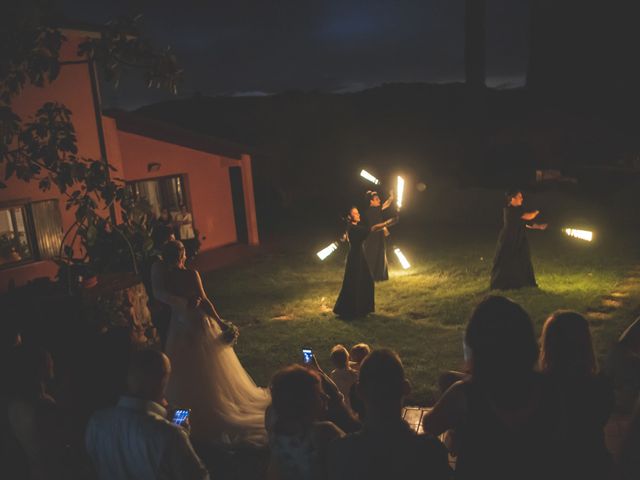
[350,343,371,365]
[465,296,538,385]
[127,349,170,402]
[152,225,174,249]
[270,365,321,424]
[358,349,406,409]
[540,310,596,377]
[162,240,185,268]
[330,344,349,369]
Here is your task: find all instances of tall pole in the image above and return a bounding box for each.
[87,59,117,223]
[465,0,486,90]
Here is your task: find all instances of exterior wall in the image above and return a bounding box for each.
[0,34,102,291]
[0,31,260,292]
[116,131,239,250]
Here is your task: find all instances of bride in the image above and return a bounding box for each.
[152,239,270,445]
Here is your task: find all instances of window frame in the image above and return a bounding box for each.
[0,198,62,270]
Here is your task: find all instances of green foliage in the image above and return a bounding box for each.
[0,4,180,281]
[77,15,181,93]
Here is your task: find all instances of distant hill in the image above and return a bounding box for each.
[135,83,633,218]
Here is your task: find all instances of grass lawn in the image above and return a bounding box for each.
[202,224,640,405]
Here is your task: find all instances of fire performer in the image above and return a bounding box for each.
[490,189,547,290]
[334,207,397,319]
[363,190,394,281]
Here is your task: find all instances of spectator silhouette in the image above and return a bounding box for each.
[328,349,451,480]
[618,396,640,480]
[349,343,370,371]
[603,315,640,413]
[85,349,209,480]
[5,346,71,479]
[423,295,560,480]
[329,345,358,414]
[266,365,344,480]
[347,343,370,420]
[539,310,614,480]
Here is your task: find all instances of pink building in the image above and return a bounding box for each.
[0,28,259,292]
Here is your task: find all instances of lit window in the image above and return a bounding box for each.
[0,200,63,267]
[0,206,33,266]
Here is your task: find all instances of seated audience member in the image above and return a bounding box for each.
[618,396,640,480]
[603,316,640,412]
[85,349,209,480]
[267,365,345,480]
[328,349,450,480]
[346,343,370,420]
[349,343,370,371]
[422,296,560,480]
[329,345,358,412]
[539,310,614,480]
[6,346,70,480]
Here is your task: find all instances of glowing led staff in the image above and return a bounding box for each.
[396,176,405,210]
[393,247,411,269]
[317,241,339,260]
[563,228,593,242]
[360,169,380,185]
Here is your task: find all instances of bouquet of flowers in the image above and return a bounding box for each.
[219,320,239,345]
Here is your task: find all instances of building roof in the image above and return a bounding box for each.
[104,110,253,160]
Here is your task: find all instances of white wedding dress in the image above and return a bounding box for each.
[152,262,271,445]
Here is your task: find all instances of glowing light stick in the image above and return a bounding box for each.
[360,169,380,185]
[394,247,411,269]
[563,228,593,242]
[317,242,339,260]
[396,176,405,210]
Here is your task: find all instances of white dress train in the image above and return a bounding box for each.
[164,300,270,446]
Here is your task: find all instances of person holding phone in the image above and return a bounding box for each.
[157,240,271,446]
[86,350,209,480]
[267,365,345,480]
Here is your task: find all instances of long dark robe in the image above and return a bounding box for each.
[490,205,537,289]
[363,206,389,281]
[334,224,375,318]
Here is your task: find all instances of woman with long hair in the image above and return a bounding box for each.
[490,189,547,290]
[333,207,396,319]
[266,366,344,480]
[540,310,614,480]
[422,296,560,480]
[156,240,271,446]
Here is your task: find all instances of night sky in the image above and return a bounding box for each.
[60,0,530,109]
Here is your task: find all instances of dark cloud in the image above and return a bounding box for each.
[59,0,529,108]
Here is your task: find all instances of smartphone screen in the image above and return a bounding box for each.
[171,409,190,426]
[302,348,314,365]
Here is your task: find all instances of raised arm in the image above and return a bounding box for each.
[151,261,187,308]
[371,216,398,233]
[381,190,395,210]
[521,210,540,221]
[422,381,468,437]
